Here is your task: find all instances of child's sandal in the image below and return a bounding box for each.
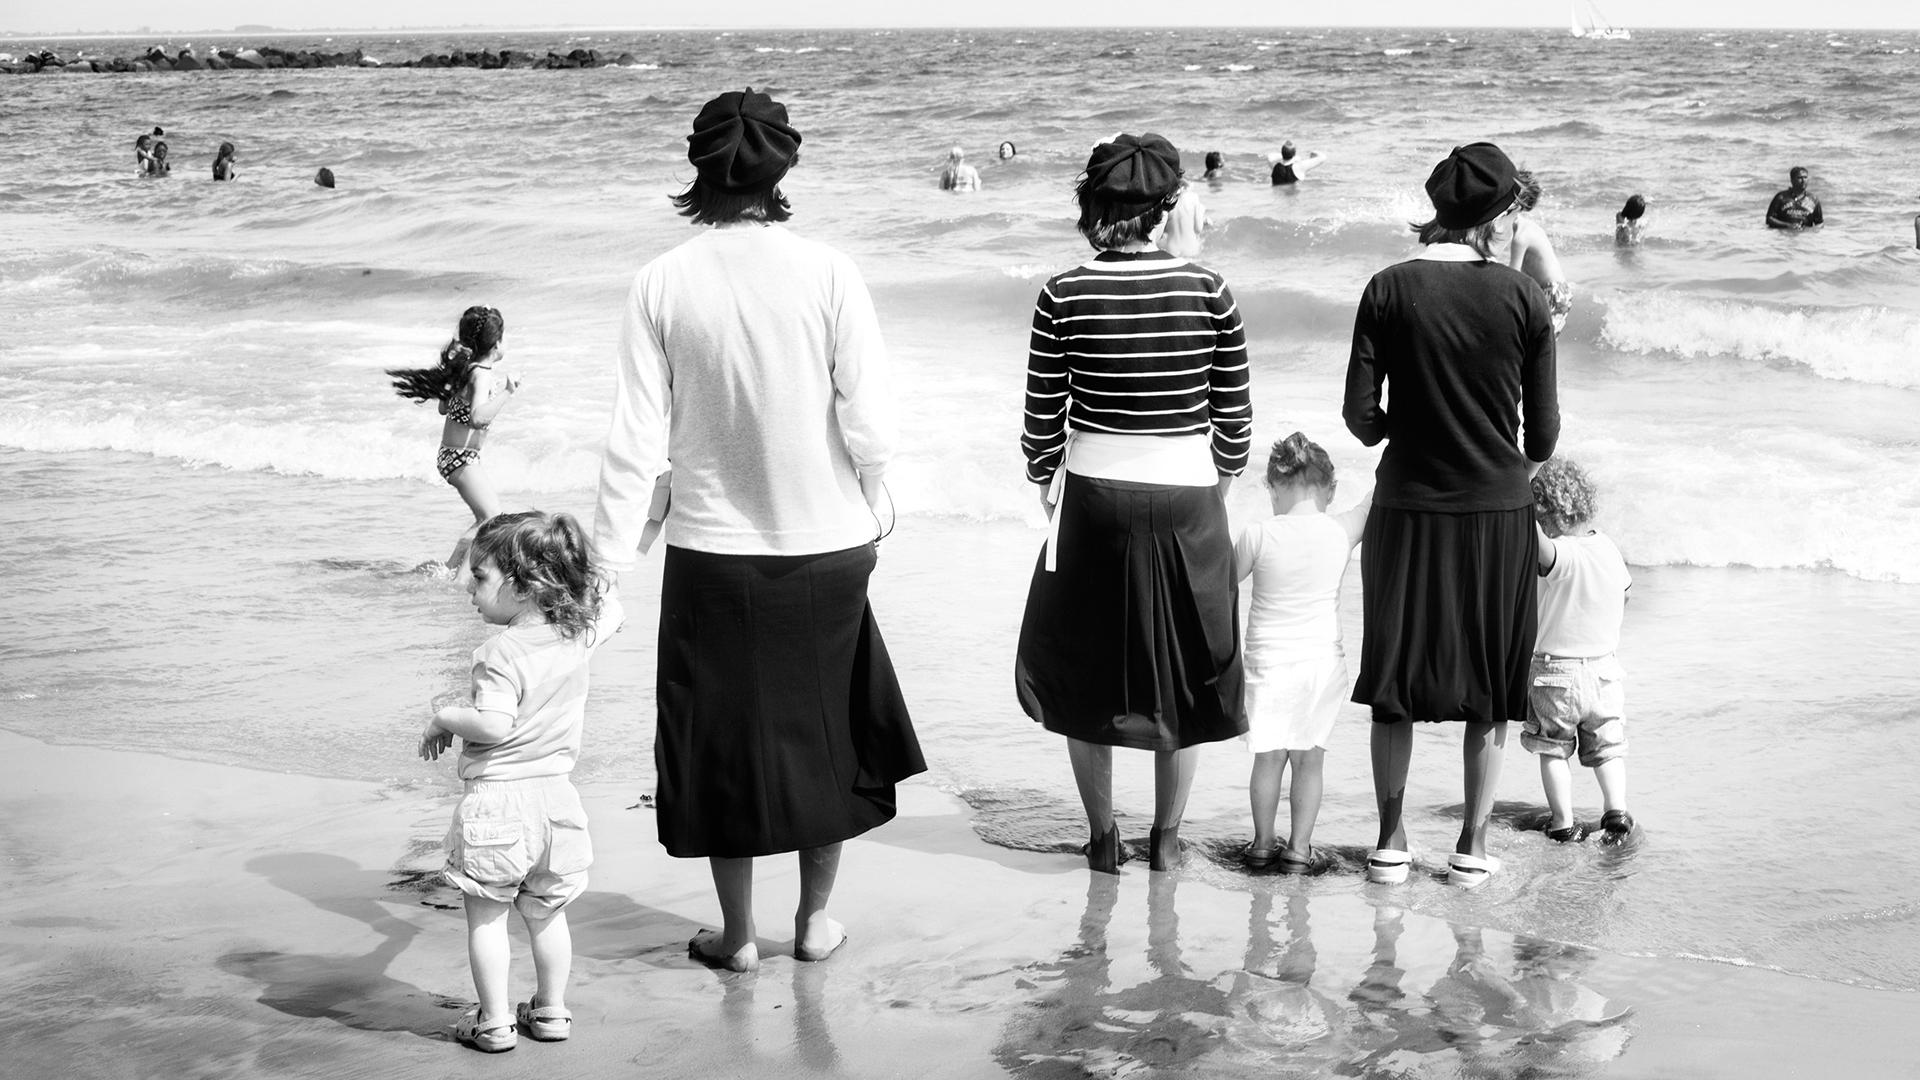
[1277,846,1315,875]
[454,1006,516,1053]
[516,1000,573,1042]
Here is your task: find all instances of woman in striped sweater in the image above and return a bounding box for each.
[1015,133,1254,874]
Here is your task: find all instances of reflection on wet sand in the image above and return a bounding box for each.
[997,874,1634,1078]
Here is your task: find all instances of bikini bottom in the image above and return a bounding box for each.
[437,446,481,484]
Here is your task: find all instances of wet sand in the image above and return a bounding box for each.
[2,728,1915,1078]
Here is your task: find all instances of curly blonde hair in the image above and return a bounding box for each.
[1531,458,1599,535]
[469,511,604,642]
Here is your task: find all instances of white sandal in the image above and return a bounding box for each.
[1447,852,1501,890]
[1366,848,1412,884]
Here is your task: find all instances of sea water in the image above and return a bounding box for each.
[4,27,1919,1005]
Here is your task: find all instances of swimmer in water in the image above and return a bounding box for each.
[940,147,981,192]
[213,141,237,181]
[134,134,154,176]
[1765,166,1823,229]
[1204,151,1225,180]
[998,140,1016,161]
[1267,141,1326,185]
[148,140,172,177]
[1508,169,1572,335]
[1614,194,1646,245]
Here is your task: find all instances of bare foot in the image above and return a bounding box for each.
[794,915,847,962]
[689,929,758,972]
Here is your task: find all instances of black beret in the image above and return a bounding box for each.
[687,87,802,194]
[1425,142,1519,229]
[1082,133,1183,221]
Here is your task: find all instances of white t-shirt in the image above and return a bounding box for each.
[1535,531,1632,657]
[458,596,623,781]
[1234,504,1368,664]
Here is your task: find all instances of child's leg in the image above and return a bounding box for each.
[464,895,513,1021]
[1539,755,1575,830]
[522,907,572,1010]
[1248,750,1288,851]
[1593,758,1627,814]
[448,462,502,525]
[1285,747,1325,853]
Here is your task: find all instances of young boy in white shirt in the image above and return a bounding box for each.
[1525,459,1635,842]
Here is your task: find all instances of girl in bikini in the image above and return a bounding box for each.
[387,306,520,564]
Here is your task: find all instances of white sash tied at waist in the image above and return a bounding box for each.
[1043,431,1217,572]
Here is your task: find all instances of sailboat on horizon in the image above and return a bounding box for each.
[1570,0,1632,40]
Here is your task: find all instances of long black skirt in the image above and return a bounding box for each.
[654,543,925,858]
[1352,504,1537,724]
[1015,475,1246,752]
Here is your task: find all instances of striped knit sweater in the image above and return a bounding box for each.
[1023,249,1253,484]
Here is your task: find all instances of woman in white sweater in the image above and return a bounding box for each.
[591,88,925,972]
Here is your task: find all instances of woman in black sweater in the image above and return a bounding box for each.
[1343,142,1558,890]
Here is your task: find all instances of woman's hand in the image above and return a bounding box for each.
[1217,473,1235,500]
[1039,490,1056,520]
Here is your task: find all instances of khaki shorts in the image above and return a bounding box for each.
[1521,653,1627,767]
[443,774,591,919]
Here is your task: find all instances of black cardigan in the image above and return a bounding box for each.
[1344,256,1559,513]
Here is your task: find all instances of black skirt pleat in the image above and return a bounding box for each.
[1015,475,1246,752]
[654,543,925,858]
[1352,504,1538,724]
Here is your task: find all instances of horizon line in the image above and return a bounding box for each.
[5,22,1919,39]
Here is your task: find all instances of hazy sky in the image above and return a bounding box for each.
[7,0,1919,34]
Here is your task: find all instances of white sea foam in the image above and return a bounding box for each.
[1601,295,1920,390]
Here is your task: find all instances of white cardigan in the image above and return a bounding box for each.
[592,224,897,567]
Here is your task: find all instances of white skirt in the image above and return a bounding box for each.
[1241,653,1348,753]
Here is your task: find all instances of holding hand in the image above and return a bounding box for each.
[419,713,456,761]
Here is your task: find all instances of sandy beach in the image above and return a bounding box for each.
[7,23,1920,1077]
[5,726,1915,1078]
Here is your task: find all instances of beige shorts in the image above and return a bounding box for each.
[443,774,591,918]
[1522,653,1627,767]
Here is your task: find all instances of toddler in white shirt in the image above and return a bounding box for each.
[1233,433,1371,872]
[1525,458,1635,842]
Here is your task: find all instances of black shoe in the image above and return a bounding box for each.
[1149,825,1183,872]
[1082,823,1123,874]
[1600,810,1636,837]
[1546,824,1586,843]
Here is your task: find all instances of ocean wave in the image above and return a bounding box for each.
[1508,119,1604,138]
[0,405,603,492]
[0,249,489,308]
[1601,295,1920,389]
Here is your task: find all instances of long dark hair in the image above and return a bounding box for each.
[469,510,605,642]
[387,306,504,404]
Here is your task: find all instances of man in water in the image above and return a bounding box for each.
[1267,141,1327,185]
[1203,151,1224,181]
[940,147,980,192]
[1765,167,1823,229]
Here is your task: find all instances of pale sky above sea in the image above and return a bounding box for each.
[5,0,1919,35]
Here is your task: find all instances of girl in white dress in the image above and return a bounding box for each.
[1235,433,1371,872]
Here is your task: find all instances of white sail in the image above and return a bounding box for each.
[1571,0,1631,41]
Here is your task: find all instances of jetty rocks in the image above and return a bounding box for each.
[0,45,649,74]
